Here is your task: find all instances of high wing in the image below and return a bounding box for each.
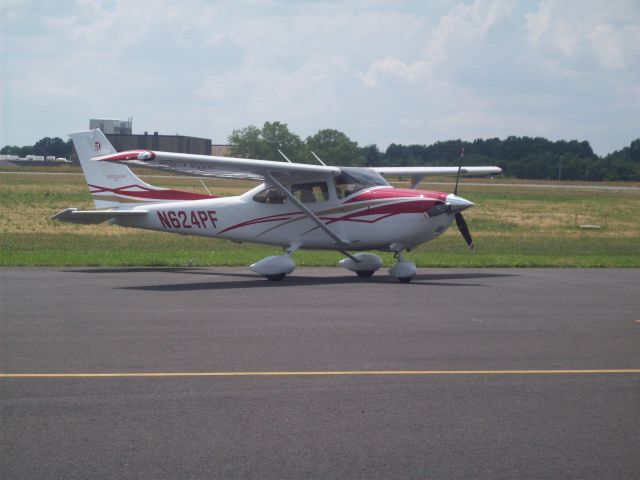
[52,208,148,224]
[373,166,502,177]
[94,150,340,182]
[373,166,502,188]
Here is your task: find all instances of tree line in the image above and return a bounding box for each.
[1,137,73,158]
[3,122,639,180]
[229,122,639,181]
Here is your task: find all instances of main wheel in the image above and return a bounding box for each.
[398,277,413,283]
[356,270,375,278]
[265,273,286,281]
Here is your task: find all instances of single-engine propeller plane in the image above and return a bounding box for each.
[54,129,501,282]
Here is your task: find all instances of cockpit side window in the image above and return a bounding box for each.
[291,182,329,203]
[253,187,287,204]
[334,169,389,199]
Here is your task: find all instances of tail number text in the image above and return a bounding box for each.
[157,210,218,229]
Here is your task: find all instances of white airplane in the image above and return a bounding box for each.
[54,129,501,282]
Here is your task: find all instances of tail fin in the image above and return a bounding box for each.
[70,129,212,208]
[70,129,159,208]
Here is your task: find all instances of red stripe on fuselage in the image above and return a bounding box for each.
[88,184,215,201]
[326,199,438,225]
[347,187,447,203]
[218,211,304,234]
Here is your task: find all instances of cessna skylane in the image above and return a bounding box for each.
[54,129,501,282]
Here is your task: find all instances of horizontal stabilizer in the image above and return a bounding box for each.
[52,208,148,225]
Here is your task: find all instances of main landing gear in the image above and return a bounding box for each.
[249,248,297,281]
[338,252,383,278]
[250,248,416,283]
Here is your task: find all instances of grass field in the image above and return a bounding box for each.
[1,169,639,267]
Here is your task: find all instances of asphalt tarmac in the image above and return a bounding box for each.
[1,267,639,479]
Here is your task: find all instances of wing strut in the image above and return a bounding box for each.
[410,175,425,189]
[266,174,352,250]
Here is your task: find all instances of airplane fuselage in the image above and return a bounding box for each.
[116,184,456,251]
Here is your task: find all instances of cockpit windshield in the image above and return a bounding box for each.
[334,168,390,199]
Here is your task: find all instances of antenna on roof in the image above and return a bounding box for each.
[277,149,292,163]
[310,151,327,166]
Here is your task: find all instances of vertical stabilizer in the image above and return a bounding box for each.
[70,129,170,209]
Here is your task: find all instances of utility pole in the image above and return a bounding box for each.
[558,156,562,181]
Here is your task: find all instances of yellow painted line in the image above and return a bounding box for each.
[1,369,639,378]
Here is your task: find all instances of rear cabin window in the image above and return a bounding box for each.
[291,182,329,203]
[253,182,329,204]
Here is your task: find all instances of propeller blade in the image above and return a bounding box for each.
[453,147,464,195]
[453,165,462,195]
[455,212,474,250]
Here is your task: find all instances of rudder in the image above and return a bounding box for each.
[70,129,170,209]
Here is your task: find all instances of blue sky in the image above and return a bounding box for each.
[1,0,639,155]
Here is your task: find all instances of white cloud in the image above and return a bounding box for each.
[525,0,640,71]
[357,57,429,87]
[357,0,515,88]
[1,0,639,155]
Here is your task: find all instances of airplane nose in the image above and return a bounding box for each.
[446,194,474,212]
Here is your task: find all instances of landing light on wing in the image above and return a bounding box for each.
[137,151,155,161]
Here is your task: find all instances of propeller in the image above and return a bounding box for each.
[426,147,475,250]
[455,211,474,250]
[453,147,474,250]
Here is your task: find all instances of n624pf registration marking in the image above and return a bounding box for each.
[157,210,218,229]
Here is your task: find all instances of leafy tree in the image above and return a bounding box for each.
[32,137,71,157]
[227,125,264,158]
[1,137,72,158]
[384,143,407,166]
[0,145,21,155]
[360,144,383,167]
[228,121,307,162]
[305,129,363,166]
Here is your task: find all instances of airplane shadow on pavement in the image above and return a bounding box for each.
[63,269,519,292]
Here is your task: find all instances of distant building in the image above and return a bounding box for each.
[211,144,231,156]
[89,118,133,135]
[72,121,213,164]
[107,131,211,156]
